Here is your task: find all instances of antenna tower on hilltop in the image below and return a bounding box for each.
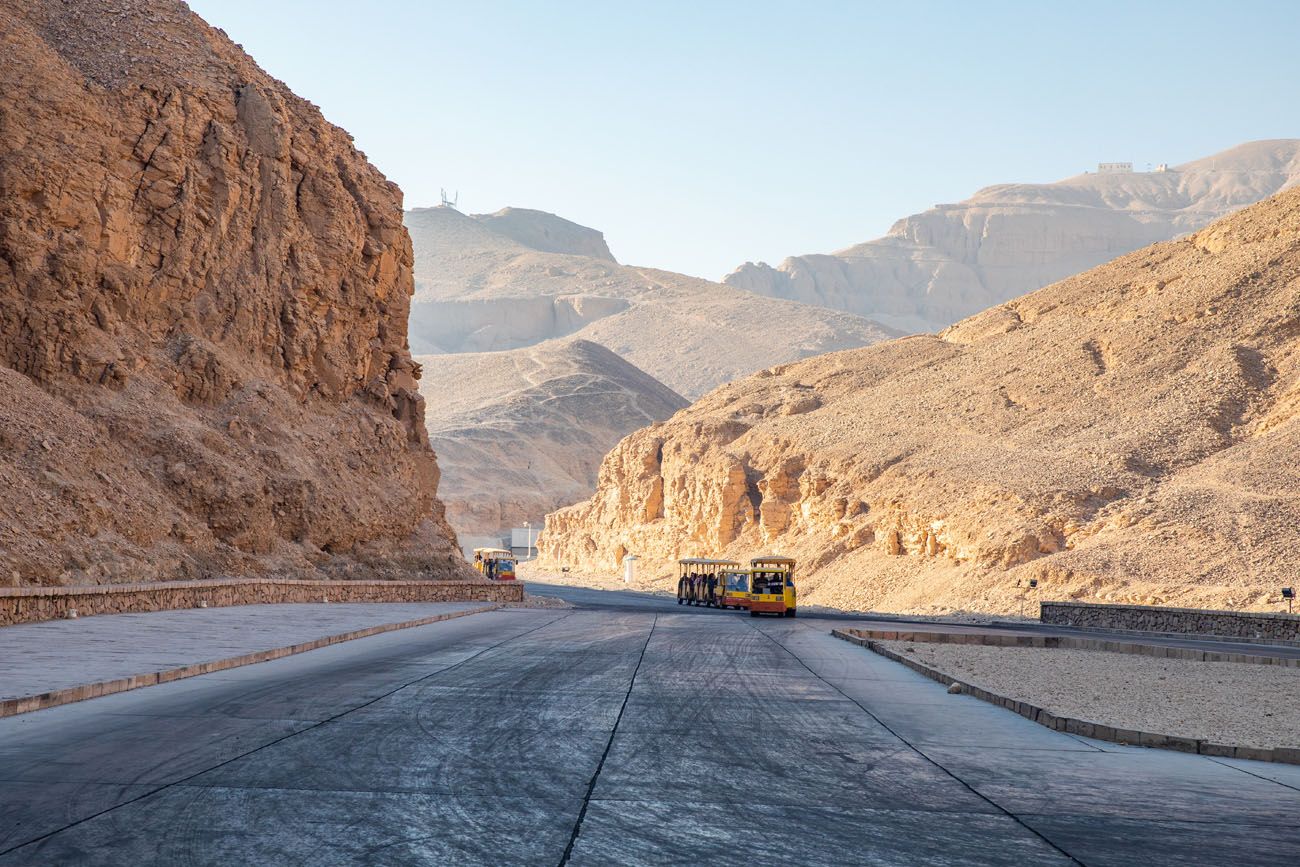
[440,188,459,208]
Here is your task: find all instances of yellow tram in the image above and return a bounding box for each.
[473,547,517,581]
[748,555,797,617]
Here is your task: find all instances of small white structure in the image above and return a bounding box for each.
[511,524,539,559]
[622,554,639,584]
[1097,162,1134,174]
[1155,163,1170,173]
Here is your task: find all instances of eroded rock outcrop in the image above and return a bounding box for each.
[542,187,1300,615]
[726,140,1300,333]
[0,0,469,584]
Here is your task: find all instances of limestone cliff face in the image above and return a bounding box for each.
[0,0,469,584]
[726,140,1300,333]
[542,187,1300,615]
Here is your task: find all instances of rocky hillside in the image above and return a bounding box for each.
[405,206,900,398]
[541,186,1300,615]
[417,339,686,544]
[726,140,1300,333]
[0,0,469,585]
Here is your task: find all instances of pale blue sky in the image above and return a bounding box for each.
[188,0,1299,280]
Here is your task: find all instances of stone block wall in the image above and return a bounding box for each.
[0,579,523,627]
[1040,601,1299,642]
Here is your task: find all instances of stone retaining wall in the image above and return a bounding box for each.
[0,579,523,627]
[843,628,1299,667]
[1040,601,1300,642]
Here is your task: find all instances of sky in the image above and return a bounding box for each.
[187,0,1300,280]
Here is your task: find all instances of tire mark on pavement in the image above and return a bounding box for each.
[751,620,1087,866]
[0,610,574,860]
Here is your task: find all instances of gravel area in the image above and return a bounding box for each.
[881,640,1300,749]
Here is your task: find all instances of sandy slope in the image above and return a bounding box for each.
[418,339,687,539]
[541,186,1300,616]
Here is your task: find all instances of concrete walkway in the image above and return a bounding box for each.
[0,602,495,707]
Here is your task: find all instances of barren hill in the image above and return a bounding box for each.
[726,140,1300,333]
[541,186,1300,615]
[405,206,900,398]
[0,0,468,584]
[417,339,686,543]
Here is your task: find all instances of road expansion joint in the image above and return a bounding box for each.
[751,622,1087,867]
[0,610,575,859]
[557,613,658,866]
[1204,756,1300,794]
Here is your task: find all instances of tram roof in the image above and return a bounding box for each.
[750,555,796,566]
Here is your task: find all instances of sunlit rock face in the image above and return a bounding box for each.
[544,187,1300,616]
[726,140,1300,333]
[0,0,469,584]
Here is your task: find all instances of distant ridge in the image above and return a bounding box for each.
[403,206,899,398]
[725,139,1300,332]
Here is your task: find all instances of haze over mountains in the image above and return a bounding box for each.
[406,205,899,399]
[726,140,1300,333]
[541,185,1300,615]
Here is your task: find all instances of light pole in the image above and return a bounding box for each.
[524,522,533,560]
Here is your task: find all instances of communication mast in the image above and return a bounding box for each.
[440,188,459,208]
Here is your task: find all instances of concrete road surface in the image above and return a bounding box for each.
[1,588,1296,865]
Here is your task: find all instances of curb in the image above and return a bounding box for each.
[831,628,1300,766]
[0,604,500,719]
[839,627,1299,667]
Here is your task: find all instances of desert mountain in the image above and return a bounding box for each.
[541,185,1300,615]
[417,339,686,547]
[0,0,468,584]
[726,140,1300,333]
[405,205,900,398]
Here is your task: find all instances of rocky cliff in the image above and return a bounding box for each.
[417,338,687,543]
[405,206,900,398]
[0,0,469,584]
[541,186,1300,615]
[726,140,1300,333]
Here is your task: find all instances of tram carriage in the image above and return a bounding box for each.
[719,566,752,610]
[676,558,738,606]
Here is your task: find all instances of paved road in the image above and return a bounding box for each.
[532,580,1300,661]
[1,592,1297,865]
